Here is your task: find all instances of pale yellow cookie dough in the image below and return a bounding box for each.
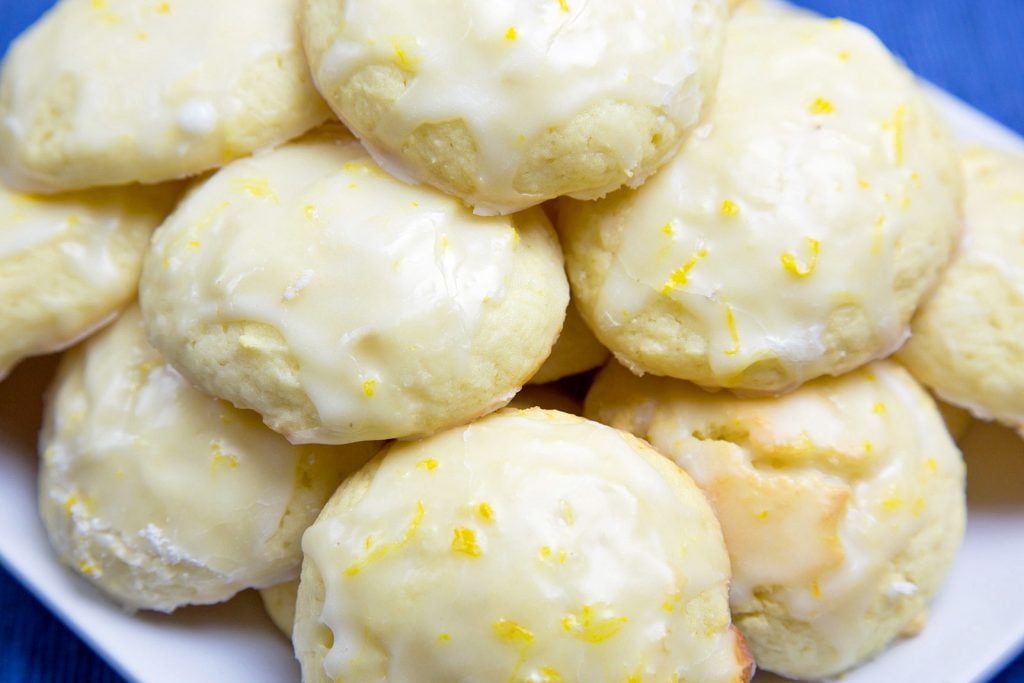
[301,0,727,214]
[260,580,298,638]
[898,147,1024,435]
[0,181,176,380]
[585,360,966,679]
[559,12,962,394]
[294,408,753,683]
[39,306,379,612]
[140,126,568,445]
[0,0,330,192]
[529,302,609,385]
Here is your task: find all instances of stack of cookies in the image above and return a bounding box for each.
[2,0,1020,680]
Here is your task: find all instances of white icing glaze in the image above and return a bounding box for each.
[300,409,749,683]
[0,190,125,282]
[39,306,374,610]
[144,128,547,444]
[314,0,725,214]
[563,13,960,390]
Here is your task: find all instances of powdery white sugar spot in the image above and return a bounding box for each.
[282,269,315,302]
[177,100,219,136]
[888,580,919,597]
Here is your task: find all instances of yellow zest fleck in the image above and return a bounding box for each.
[892,104,908,164]
[724,305,740,356]
[211,442,239,471]
[912,497,925,516]
[90,0,106,8]
[348,182,358,189]
[63,494,78,517]
[858,178,871,189]
[720,199,739,217]
[661,591,682,613]
[882,497,904,511]
[539,546,553,559]
[187,239,200,249]
[809,97,835,115]
[135,31,148,41]
[393,41,420,70]
[510,225,520,245]
[874,402,887,414]
[864,440,873,453]
[755,510,769,520]
[558,0,570,11]
[558,549,567,564]
[926,458,938,473]
[78,560,99,576]
[839,50,851,61]
[829,17,844,26]
[364,536,374,550]
[156,2,170,13]
[863,368,876,381]
[438,633,451,643]
[451,527,482,557]
[411,201,419,208]
[660,248,708,294]
[505,26,518,41]
[362,379,377,397]
[345,501,424,576]
[235,176,279,203]
[559,499,574,525]
[561,605,628,643]
[661,223,674,236]
[810,580,822,599]
[538,668,563,682]
[872,215,885,254]
[439,234,449,250]
[478,502,495,523]
[302,204,317,221]
[780,237,820,278]
[416,458,438,471]
[492,619,534,644]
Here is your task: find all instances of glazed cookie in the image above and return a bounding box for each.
[301,0,727,214]
[0,0,329,192]
[39,306,379,612]
[898,147,1024,435]
[140,126,568,445]
[294,409,753,683]
[586,360,966,679]
[260,580,299,637]
[0,181,176,380]
[529,302,609,385]
[559,12,962,394]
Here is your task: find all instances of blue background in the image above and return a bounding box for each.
[1,1,1022,681]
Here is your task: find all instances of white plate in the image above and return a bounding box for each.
[1,90,1023,683]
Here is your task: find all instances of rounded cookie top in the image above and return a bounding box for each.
[302,0,727,214]
[140,126,568,445]
[898,146,1024,433]
[294,408,752,683]
[0,180,176,379]
[0,0,330,192]
[38,306,379,612]
[559,12,962,394]
[585,360,966,678]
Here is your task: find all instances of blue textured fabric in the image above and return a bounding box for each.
[0,1,1021,681]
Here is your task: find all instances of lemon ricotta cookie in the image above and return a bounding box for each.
[898,147,1024,435]
[140,126,568,445]
[559,12,962,394]
[585,360,966,679]
[261,580,299,637]
[0,181,176,380]
[294,408,753,683]
[301,0,727,214]
[38,306,379,613]
[0,0,330,193]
